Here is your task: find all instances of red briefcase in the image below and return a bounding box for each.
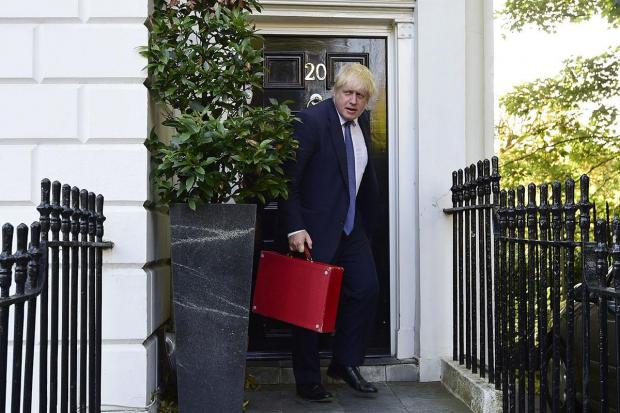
[252,249,344,333]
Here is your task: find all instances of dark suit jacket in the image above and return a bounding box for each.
[279,98,379,263]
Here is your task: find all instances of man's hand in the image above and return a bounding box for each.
[288,230,313,253]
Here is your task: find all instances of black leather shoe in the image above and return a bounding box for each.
[327,364,378,394]
[296,383,333,402]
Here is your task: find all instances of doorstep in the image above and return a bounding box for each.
[246,357,420,385]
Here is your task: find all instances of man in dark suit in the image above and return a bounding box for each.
[280,63,380,402]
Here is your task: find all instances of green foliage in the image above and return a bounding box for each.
[497,1,620,211]
[140,0,298,208]
[498,47,620,208]
[501,0,620,32]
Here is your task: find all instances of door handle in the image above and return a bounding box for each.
[306,93,323,107]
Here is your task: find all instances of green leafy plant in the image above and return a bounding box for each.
[501,0,620,33]
[141,0,298,208]
[497,0,620,210]
[497,47,620,208]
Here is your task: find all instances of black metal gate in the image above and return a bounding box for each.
[445,157,619,412]
[0,179,113,412]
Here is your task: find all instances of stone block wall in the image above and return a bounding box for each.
[0,0,169,409]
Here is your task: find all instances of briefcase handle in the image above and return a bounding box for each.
[288,243,313,262]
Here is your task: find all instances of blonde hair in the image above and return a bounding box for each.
[333,63,377,101]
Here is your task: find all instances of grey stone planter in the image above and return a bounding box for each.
[170,203,257,412]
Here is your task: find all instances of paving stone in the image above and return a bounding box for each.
[244,382,472,413]
[360,365,387,382]
[402,397,470,413]
[247,366,282,385]
[245,385,284,412]
[390,381,449,399]
[281,367,296,384]
[386,364,420,381]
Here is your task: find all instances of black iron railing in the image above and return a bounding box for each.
[0,179,112,412]
[445,157,620,412]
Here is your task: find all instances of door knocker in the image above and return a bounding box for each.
[306,93,323,107]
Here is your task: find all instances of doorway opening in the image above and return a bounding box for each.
[248,35,390,360]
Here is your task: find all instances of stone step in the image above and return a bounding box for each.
[246,357,419,385]
[441,357,501,413]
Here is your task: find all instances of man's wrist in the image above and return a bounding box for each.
[288,229,305,238]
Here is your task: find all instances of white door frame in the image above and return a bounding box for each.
[252,0,419,361]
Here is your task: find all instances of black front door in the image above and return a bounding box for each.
[249,36,390,358]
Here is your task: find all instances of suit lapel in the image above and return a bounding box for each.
[327,101,350,190]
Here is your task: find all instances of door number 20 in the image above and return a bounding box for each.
[305,63,327,81]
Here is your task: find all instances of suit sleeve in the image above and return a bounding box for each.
[279,111,318,234]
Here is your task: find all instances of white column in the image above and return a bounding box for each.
[483,0,495,158]
[394,21,419,360]
[416,0,467,381]
[416,0,493,381]
[465,0,495,162]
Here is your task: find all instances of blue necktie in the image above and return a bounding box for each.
[343,121,356,235]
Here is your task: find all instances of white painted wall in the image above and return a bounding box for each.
[416,0,493,381]
[0,0,168,410]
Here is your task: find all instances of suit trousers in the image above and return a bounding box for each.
[291,219,379,385]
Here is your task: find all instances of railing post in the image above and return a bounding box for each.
[538,184,549,413]
[483,159,494,384]
[507,189,516,412]
[595,220,609,413]
[0,224,14,411]
[470,164,478,374]
[550,182,563,413]
[70,187,80,412]
[38,178,52,413]
[491,157,501,390]
[564,179,577,413]
[465,167,472,369]
[23,222,41,413]
[516,186,526,412]
[526,183,537,413]
[88,192,96,411]
[578,175,592,413]
[79,189,89,412]
[612,217,620,412]
[95,194,105,413]
[477,160,486,378]
[499,190,508,410]
[50,180,62,413]
[451,171,459,362]
[458,169,465,365]
[60,184,72,413]
[11,224,30,413]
